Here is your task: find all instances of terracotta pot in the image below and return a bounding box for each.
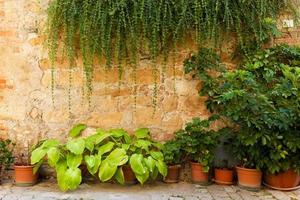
[236,166,262,189]
[122,165,137,185]
[164,165,181,183]
[264,169,300,189]
[214,168,234,185]
[190,162,209,184]
[14,165,38,187]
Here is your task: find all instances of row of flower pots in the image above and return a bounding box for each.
[165,162,300,190]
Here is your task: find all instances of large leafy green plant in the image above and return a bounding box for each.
[46,0,298,110]
[185,45,300,173]
[31,125,167,191]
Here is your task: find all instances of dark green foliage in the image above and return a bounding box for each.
[172,116,220,172]
[46,0,298,108]
[163,139,183,165]
[185,44,300,173]
[0,139,14,169]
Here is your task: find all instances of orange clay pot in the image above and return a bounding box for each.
[122,165,137,185]
[236,166,262,189]
[14,165,38,187]
[164,165,181,183]
[190,162,209,184]
[264,169,300,189]
[214,168,234,185]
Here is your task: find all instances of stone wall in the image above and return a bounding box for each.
[0,0,299,155]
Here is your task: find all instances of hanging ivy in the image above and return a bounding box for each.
[46,0,299,110]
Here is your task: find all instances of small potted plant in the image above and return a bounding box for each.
[0,139,14,181]
[163,138,184,183]
[14,141,38,187]
[214,159,234,185]
[178,117,219,184]
[232,129,264,190]
[213,128,235,185]
[263,131,300,189]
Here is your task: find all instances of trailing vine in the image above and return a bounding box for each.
[46,0,298,110]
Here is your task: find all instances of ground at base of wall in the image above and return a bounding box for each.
[0,181,299,200]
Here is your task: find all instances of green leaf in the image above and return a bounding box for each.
[135,169,149,184]
[85,138,94,152]
[145,156,156,173]
[130,154,146,175]
[69,124,87,138]
[86,155,101,175]
[66,138,85,155]
[134,139,152,151]
[65,167,82,190]
[109,129,127,138]
[41,139,60,149]
[151,167,159,180]
[31,147,47,165]
[135,128,150,139]
[33,159,43,174]
[99,160,117,182]
[67,153,82,168]
[84,155,95,168]
[47,147,60,166]
[93,132,111,145]
[150,151,164,161]
[156,159,167,177]
[55,160,68,191]
[98,142,115,156]
[114,167,125,184]
[106,148,128,166]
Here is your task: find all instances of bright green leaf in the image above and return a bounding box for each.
[98,142,115,156]
[47,147,60,166]
[135,128,150,139]
[31,147,47,165]
[67,153,82,168]
[114,167,125,184]
[65,167,82,190]
[130,154,146,175]
[69,124,87,138]
[99,160,117,182]
[66,138,85,155]
[156,159,167,177]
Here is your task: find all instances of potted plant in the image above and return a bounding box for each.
[14,141,39,187]
[214,128,235,185]
[163,138,184,183]
[178,117,219,184]
[0,139,14,182]
[263,131,300,189]
[214,159,234,185]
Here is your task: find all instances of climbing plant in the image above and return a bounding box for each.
[46,0,298,110]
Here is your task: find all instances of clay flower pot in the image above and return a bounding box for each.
[264,169,300,189]
[236,166,262,189]
[214,168,234,185]
[122,165,137,185]
[14,165,38,187]
[190,162,209,184]
[164,165,181,183]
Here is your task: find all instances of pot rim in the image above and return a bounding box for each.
[190,161,202,165]
[215,168,234,172]
[14,165,34,169]
[168,164,181,168]
[236,166,261,173]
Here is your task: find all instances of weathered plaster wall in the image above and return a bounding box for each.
[0,0,299,155]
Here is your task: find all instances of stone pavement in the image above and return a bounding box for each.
[0,180,299,200]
